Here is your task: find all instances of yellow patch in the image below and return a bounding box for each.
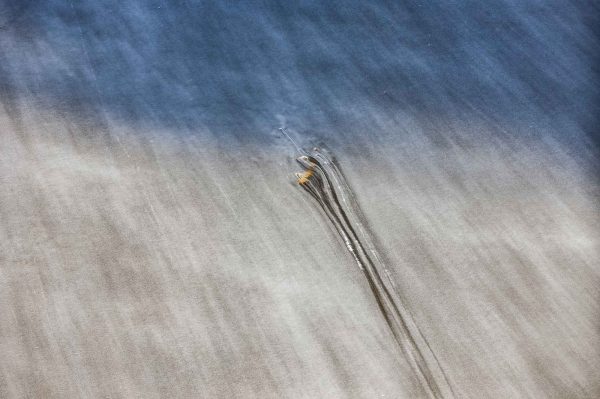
[297,169,314,185]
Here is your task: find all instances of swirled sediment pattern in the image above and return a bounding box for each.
[297,148,455,399]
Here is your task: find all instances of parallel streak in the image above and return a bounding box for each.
[296,148,455,399]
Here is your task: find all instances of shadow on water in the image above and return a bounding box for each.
[0,0,598,155]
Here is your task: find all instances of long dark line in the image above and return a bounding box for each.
[295,148,456,399]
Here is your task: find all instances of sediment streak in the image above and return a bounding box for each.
[296,148,455,399]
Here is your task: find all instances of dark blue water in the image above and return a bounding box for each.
[0,1,597,157]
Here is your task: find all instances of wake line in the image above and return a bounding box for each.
[295,148,455,399]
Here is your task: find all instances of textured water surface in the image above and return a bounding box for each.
[0,1,598,398]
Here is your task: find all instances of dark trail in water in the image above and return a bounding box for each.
[296,148,456,399]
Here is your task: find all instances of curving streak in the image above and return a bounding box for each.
[296,148,456,399]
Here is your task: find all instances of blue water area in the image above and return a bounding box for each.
[0,1,597,152]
